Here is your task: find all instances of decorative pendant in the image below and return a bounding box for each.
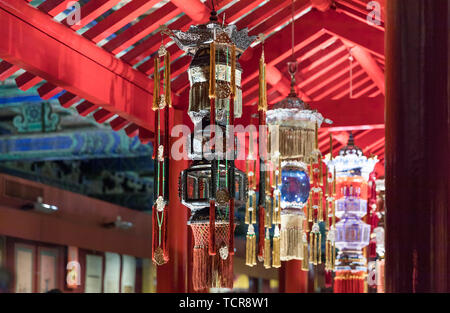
[159,95,166,110]
[219,244,229,260]
[158,145,164,162]
[155,195,165,212]
[216,188,230,206]
[216,81,231,99]
[153,247,166,266]
[158,44,167,57]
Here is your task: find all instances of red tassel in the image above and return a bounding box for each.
[209,200,216,256]
[193,246,208,291]
[369,239,377,258]
[258,205,265,259]
[219,253,233,289]
[229,198,235,255]
[333,270,366,293]
[210,98,216,129]
[325,270,332,288]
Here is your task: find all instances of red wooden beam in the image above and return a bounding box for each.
[321,10,384,58]
[110,116,130,131]
[311,0,333,12]
[76,101,99,117]
[0,0,155,134]
[314,96,384,128]
[14,0,77,91]
[331,73,371,99]
[102,2,182,55]
[170,0,209,23]
[238,96,384,129]
[120,15,191,66]
[61,0,122,30]
[221,0,266,23]
[303,61,360,99]
[348,44,385,94]
[0,61,19,81]
[235,0,292,30]
[335,0,385,31]
[59,92,81,108]
[37,82,63,100]
[15,71,42,91]
[83,0,161,43]
[37,0,72,16]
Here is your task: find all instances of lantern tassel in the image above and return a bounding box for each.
[152,57,160,111]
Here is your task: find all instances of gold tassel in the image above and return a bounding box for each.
[318,189,323,222]
[301,233,309,271]
[164,51,172,108]
[245,225,256,266]
[273,199,281,225]
[258,51,267,112]
[264,229,271,269]
[318,233,322,265]
[308,195,313,222]
[325,240,330,270]
[265,195,272,227]
[245,199,250,224]
[309,232,315,265]
[152,57,160,111]
[325,240,335,271]
[272,226,281,268]
[209,42,216,99]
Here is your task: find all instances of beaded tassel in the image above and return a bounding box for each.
[272,226,281,268]
[301,232,309,271]
[310,223,321,266]
[245,225,256,266]
[264,228,271,269]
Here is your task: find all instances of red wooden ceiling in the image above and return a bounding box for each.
[0,0,386,174]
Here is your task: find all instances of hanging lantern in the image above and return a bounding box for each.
[265,59,331,266]
[170,8,254,291]
[324,132,378,293]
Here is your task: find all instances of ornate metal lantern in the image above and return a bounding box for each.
[171,10,254,291]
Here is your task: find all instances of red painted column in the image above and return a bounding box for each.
[280,261,308,293]
[157,108,189,292]
[385,0,449,292]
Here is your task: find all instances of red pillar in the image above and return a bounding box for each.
[385,0,449,292]
[157,108,189,292]
[279,261,308,293]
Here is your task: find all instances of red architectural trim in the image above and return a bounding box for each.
[0,0,155,135]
